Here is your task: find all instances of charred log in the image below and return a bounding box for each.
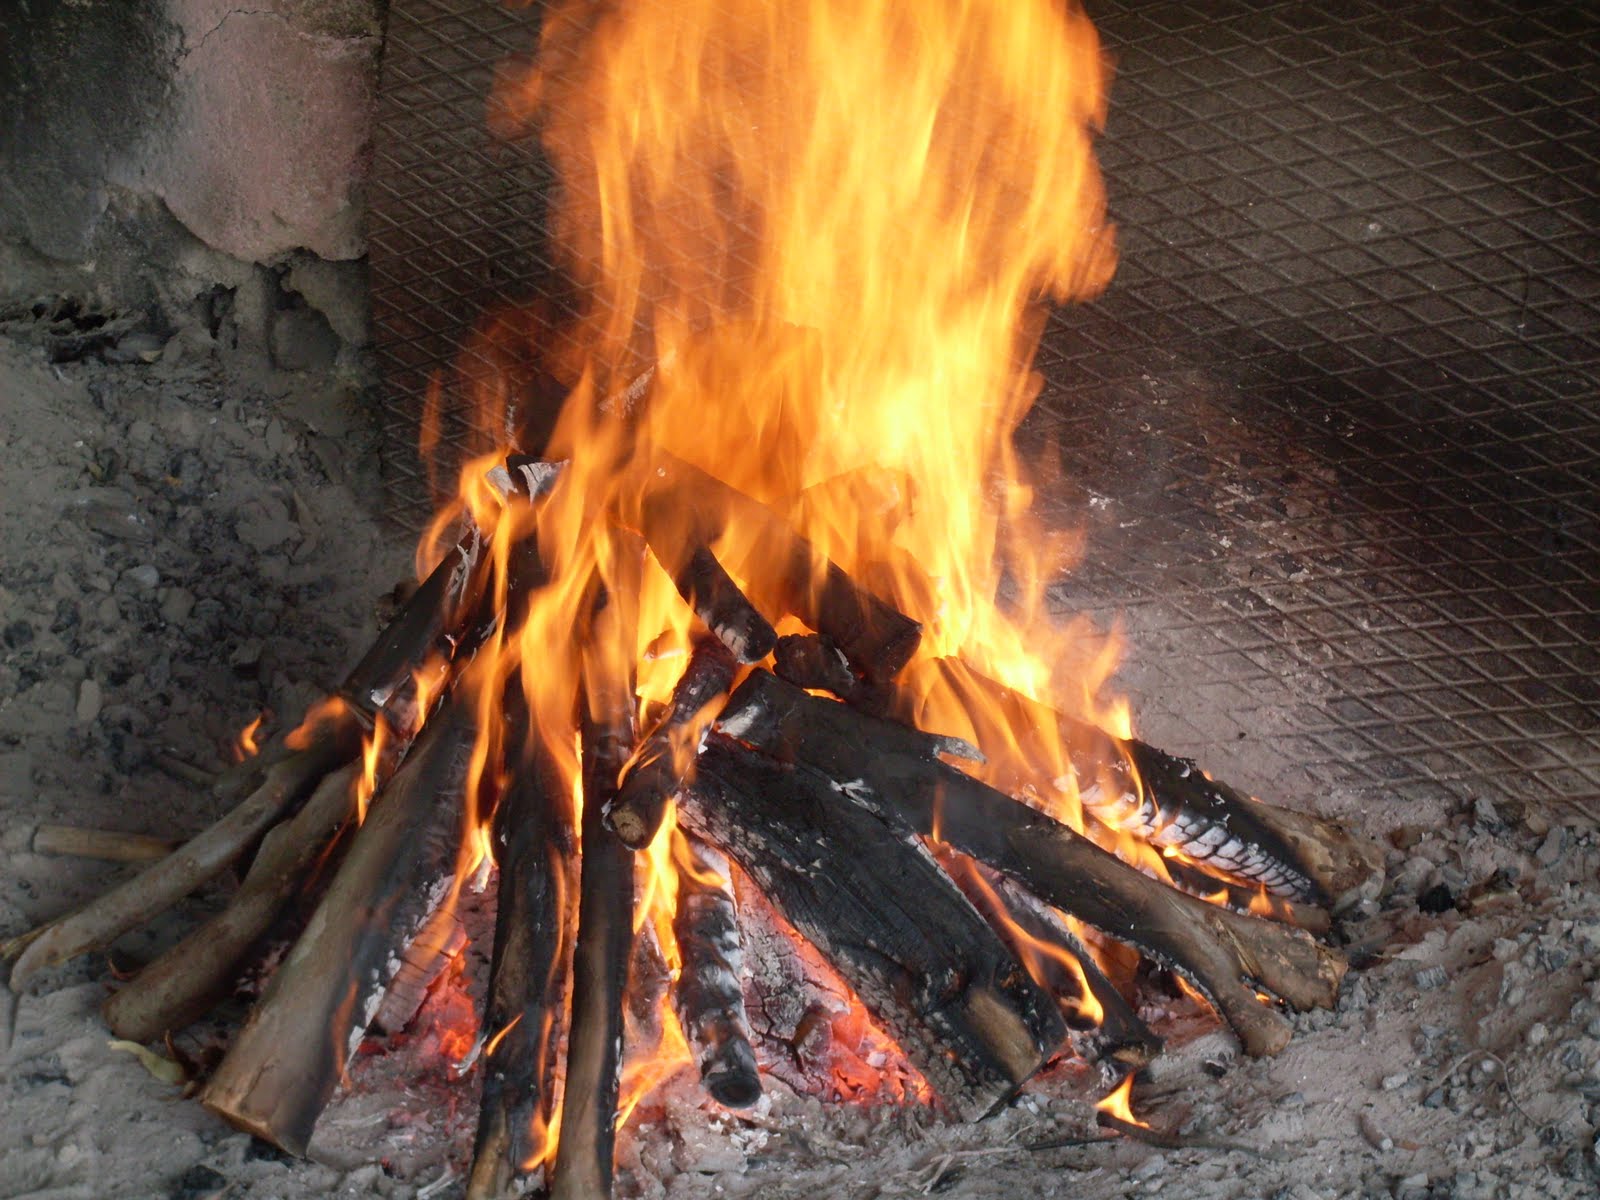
[547,592,639,1200]
[672,838,761,1108]
[606,635,737,850]
[468,742,575,1200]
[641,453,921,681]
[680,734,1067,1120]
[670,546,777,664]
[936,849,1159,1069]
[714,671,1346,1057]
[913,659,1382,911]
[199,697,476,1155]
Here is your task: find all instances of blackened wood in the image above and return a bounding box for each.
[200,697,476,1155]
[468,741,575,1200]
[606,635,736,849]
[672,839,761,1108]
[672,546,776,664]
[1156,853,1331,936]
[548,603,639,1200]
[102,763,361,1043]
[715,671,1345,1058]
[642,453,921,681]
[679,735,1066,1120]
[937,850,1159,1069]
[340,458,562,716]
[8,709,362,991]
[915,659,1381,910]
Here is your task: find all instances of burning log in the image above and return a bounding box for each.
[680,734,1067,1120]
[937,849,1160,1069]
[714,671,1346,1057]
[640,453,921,682]
[547,596,639,1200]
[468,742,575,1200]
[200,695,477,1155]
[1157,854,1331,936]
[605,634,737,849]
[669,545,777,664]
[672,838,762,1108]
[916,659,1382,911]
[102,763,361,1043]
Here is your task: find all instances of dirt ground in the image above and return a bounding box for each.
[1,321,1597,1199]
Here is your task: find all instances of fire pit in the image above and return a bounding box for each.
[1,1,1597,1199]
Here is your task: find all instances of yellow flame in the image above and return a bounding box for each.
[233,714,264,762]
[1096,1073,1146,1127]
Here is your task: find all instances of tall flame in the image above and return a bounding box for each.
[421,0,1130,1158]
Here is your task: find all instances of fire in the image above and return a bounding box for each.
[412,0,1130,1154]
[232,714,264,762]
[1096,1072,1147,1128]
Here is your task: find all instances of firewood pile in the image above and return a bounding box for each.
[3,445,1381,1197]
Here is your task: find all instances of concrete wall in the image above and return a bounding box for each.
[0,0,384,360]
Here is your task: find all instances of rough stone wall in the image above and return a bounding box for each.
[0,0,383,359]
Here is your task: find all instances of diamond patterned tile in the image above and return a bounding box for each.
[369,0,1599,819]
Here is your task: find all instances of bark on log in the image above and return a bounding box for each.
[680,735,1067,1120]
[640,453,921,681]
[672,839,761,1108]
[102,763,361,1043]
[605,635,736,850]
[200,698,476,1155]
[910,659,1382,911]
[715,671,1346,1057]
[467,742,575,1200]
[8,710,362,991]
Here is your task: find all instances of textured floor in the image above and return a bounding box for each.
[367,0,1600,821]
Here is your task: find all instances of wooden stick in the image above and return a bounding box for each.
[681,735,1066,1120]
[8,711,362,990]
[548,587,639,1200]
[31,825,177,864]
[467,741,575,1200]
[714,671,1346,1058]
[913,659,1382,910]
[639,452,921,682]
[605,635,736,849]
[672,839,761,1108]
[200,697,475,1155]
[102,763,361,1043]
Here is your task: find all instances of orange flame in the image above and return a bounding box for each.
[406,0,1139,1122]
[232,714,264,762]
[1096,1073,1147,1128]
